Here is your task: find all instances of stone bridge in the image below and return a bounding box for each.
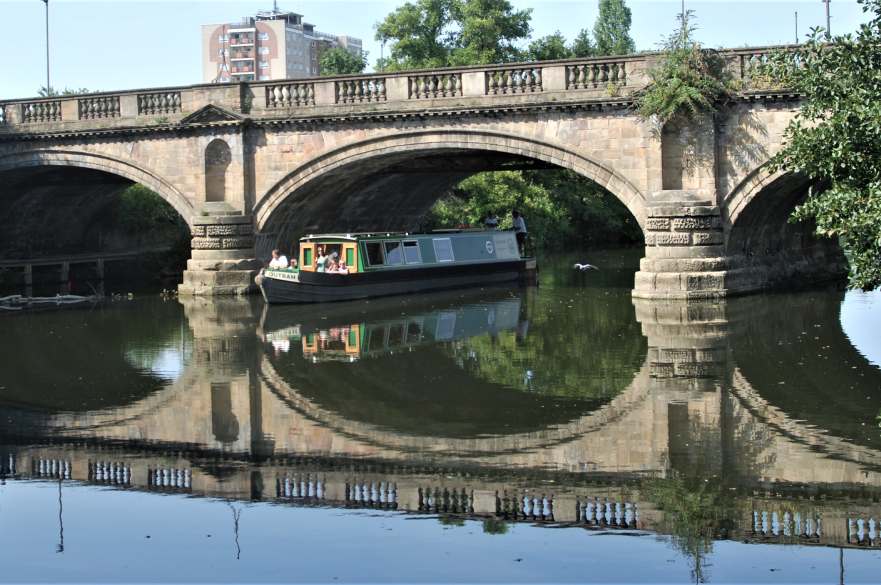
[0,46,845,298]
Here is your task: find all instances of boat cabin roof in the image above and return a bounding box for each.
[299,229,487,243]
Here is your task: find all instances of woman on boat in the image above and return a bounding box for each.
[315,245,328,272]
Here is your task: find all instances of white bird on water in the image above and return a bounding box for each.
[573,263,599,271]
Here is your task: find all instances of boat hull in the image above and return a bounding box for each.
[258,259,534,304]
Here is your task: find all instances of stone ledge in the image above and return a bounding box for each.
[646,205,719,218]
[192,214,254,226]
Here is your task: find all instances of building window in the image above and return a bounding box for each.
[259,61,269,69]
[259,75,270,81]
[258,32,269,41]
[259,46,269,55]
[218,35,228,43]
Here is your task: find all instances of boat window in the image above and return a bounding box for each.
[348,328,359,348]
[406,320,423,343]
[366,326,384,351]
[432,238,455,263]
[403,240,422,264]
[384,241,403,265]
[365,242,384,266]
[302,248,313,268]
[387,324,404,348]
[345,247,355,268]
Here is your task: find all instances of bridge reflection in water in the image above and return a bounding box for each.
[2,283,881,556]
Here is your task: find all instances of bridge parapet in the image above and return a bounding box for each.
[0,46,796,135]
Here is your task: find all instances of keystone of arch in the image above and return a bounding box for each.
[0,149,195,226]
[255,129,647,232]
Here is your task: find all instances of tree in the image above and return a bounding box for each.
[38,87,91,97]
[319,47,367,76]
[570,29,596,58]
[375,0,456,71]
[450,0,532,65]
[374,0,530,70]
[527,32,571,61]
[761,0,881,290]
[593,0,635,55]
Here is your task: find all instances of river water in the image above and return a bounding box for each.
[1,248,880,583]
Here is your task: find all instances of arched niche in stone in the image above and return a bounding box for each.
[204,139,232,203]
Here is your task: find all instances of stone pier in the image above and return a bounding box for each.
[178,213,260,296]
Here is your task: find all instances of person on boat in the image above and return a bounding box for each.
[484,213,500,230]
[269,249,289,269]
[511,210,528,256]
[289,258,298,270]
[326,258,339,273]
[336,260,350,275]
[315,245,328,272]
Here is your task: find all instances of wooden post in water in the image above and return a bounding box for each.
[96,258,104,280]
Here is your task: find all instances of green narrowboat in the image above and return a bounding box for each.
[255,230,534,304]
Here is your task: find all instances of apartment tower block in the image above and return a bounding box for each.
[202,9,362,83]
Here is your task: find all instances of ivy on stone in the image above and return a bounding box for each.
[635,11,732,129]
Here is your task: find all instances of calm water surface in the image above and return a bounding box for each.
[2,248,881,583]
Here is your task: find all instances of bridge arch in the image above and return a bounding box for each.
[0,149,195,226]
[721,162,845,287]
[254,129,647,239]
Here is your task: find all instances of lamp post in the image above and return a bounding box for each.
[41,0,50,94]
[824,0,831,40]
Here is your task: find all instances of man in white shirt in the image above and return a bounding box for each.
[268,249,289,269]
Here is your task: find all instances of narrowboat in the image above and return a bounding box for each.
[255,230,535,304]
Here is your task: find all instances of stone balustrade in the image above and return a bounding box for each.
[408,72,463,99]
[486,66,542,94]
[346,480,398,508]
[335,77,387,104]
[751,509,822,541]
[577,497,639,528]
[137,91,182,116]
[263,82,315,108]
[78,95,120,120]
[0,45,799,130]
[147,467,191,490]
[848,517,881,547]
[276,473,325,500]
[32,458,71,479]
[21,100,63,123]
[566,60,627,90]
[418,486,474,514]
[89,460,132,486]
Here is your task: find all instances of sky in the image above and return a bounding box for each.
[0,0,872,99]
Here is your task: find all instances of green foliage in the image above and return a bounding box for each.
[38,86,91,97]
[593,0,635,55]
[635,11,732,128]
[481,516,509,534]
[761,0,881,290]
[116,184,186,234]
[423,170,642,250]
[375,0,530,70]
[450,0,532,66]
[319,47,367,76]
[527,32,571,61]
[570,29,596,58]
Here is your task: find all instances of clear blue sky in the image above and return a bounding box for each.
[0,0,871,99]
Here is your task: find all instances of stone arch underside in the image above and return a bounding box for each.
[0,150,195,226]
[721,165,846,290]
[254,130,647,246]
